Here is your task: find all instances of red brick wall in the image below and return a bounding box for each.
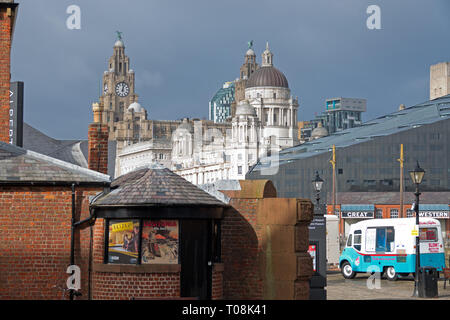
[212,263,224,300]
[221,199,264,299]
[88,123,109,174]
[0,7,12,143]
[92,272,180,300]
[220,181,313,300]
[0,185,101,300]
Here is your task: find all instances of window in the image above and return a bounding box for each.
[375,209,383,219]
[419,228,437,242]
[106,219,179,265]
[238,166,242,175]
[368,227,395,253]
[390,209,398,218]
[346,234,352,247]
[353,230,362,251]
[406,210,414,218]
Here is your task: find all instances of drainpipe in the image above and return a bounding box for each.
[69,187,108,300]
[70,183,76,300]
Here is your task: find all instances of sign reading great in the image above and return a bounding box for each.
[340,204,375,219]
[341,211,374,219]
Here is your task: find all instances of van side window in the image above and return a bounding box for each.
[353,230,362,251]
[386,227,395,252]
[366,228,376,252]
[346,234,352,247]
[420,228,437,242]
[375,227,395,252]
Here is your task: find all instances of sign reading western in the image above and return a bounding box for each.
[341,211,374,219]
[419,211,449,219]
[9,82,24,147]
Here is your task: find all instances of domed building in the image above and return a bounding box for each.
[311,122,328,140]
[230,100,262,179]
[244,42,299,149]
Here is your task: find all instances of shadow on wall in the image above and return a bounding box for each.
[220,180,314,300]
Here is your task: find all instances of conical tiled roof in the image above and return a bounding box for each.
[92,166,228,207]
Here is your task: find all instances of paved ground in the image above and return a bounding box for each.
[327,271,450,300]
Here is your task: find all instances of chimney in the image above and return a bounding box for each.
[0,1,18,144]
[88,102,109,174]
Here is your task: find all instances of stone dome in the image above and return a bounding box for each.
[246,48,255,56]
[114,39,124,47]
[311,123,328,139]
[128,102,143,113]
[235,100,256,117]
[246,66,289,89]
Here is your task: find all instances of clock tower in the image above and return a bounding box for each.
[100,33,140,138]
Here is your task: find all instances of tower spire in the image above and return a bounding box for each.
[262,41,273,67]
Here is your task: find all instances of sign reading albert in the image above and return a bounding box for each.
[9,81,24,147]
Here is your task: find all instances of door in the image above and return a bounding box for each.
[179,220,212,300]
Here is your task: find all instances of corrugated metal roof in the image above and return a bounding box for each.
[250,95,450,171]
[341,204,375,211]
[333,192,450,205]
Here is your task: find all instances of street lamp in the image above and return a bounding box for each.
[312,171,324,205]
[409,161,425,297]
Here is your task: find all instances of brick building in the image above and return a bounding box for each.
[0,141,110,299]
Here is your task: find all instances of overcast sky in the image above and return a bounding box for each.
[10,0,450,140]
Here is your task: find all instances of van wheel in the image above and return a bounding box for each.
[385,266,398,281]
[341,261,356,279]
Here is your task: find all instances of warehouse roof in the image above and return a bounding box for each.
[250,94,450,172]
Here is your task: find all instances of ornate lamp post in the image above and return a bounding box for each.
[309,170,326,300]
[409,161,425,297]
[312,171,324,205]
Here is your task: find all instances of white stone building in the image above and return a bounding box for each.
[116,43,299,185]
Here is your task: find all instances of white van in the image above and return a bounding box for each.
[339,217,445,280]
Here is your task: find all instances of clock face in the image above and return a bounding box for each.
[103,84,108,95]
[115,82,129,97]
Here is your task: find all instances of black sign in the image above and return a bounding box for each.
[341,211,374,219]
[308,203,327,300]
[9,82,24,147]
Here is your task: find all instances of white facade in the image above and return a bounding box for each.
[116,139,172,177]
